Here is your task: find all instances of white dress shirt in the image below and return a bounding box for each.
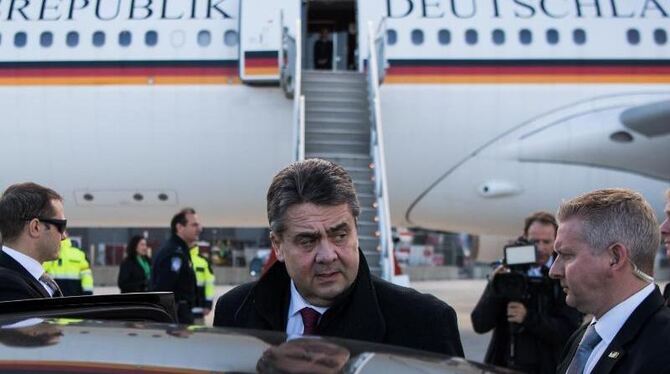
[584,282,655,373]
[285,280,329,336]
[2,246,54,296]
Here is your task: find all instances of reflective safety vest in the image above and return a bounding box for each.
[190,246,215,316]
[43,238,94,296]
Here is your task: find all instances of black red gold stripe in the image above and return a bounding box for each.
[385,59,670,84]
[243,51,279,76]
[0,60,239,85]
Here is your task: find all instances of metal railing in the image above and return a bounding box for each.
[280,15,305,161]
[366,20,394,281]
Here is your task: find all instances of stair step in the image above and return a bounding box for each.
[305,153,372,169]
[302,83,367,94]
[359,207,377,222]
[303,70,366,81]
[305,140,369,154]
[306,132,370,144]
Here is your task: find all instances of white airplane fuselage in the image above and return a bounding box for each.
[1,0,669,241]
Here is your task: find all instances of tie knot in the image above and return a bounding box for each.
[39,273,62,297]
[581,324,602,349]
[299,307,321,335]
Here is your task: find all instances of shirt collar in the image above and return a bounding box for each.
[592,282,655,344]
[2,245,45,281]
[288,280,329,318]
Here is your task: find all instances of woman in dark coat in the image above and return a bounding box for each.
[118,235,151,293]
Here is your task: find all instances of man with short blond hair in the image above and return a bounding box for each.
[550,188,670,373]
[0,182,67,301]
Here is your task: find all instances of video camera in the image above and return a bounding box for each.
[491,238,549,301]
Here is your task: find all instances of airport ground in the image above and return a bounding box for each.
[98,279,492,361]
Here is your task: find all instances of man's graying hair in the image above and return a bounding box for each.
[557,188,659,274]
[267,159,360,238]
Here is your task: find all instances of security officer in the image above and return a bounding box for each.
[190,245,215,324]
[151,208,201,324]
[43,235,94,296]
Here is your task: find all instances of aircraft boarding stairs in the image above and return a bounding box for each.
[302,70,383,277]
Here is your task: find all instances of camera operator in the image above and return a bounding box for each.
[471,212,582,374]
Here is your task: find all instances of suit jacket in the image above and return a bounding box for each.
[214,250,464,356]
[0,250,50,302]
[557,287,670,374]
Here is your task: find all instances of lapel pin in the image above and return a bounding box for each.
[608,351,620,359]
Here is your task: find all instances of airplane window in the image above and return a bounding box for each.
[519,29,532,45]
[654,29,667,45]
[386,29,397,45]
[66,31,79,47]
[546,29,559,44]
[40,32,53,47]
[198,30,211,46]
[438,29,451,45]
[626,29,640,45]
[93,31,105,47]
[14,32,27,48]
[119,31,131,47]
[573,29,586,45]
[492,29,505,45]
[224,30,238,46]
[465,29,478,45]
[145,31,158,46]
[411,29,424,45]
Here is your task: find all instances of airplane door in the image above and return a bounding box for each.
[239,0,300,82]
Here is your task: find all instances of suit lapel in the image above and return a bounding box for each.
[558,323,588,373]
[0,250,51,298]
[592,287,665,374]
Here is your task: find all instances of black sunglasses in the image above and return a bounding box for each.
[29,217,67,234]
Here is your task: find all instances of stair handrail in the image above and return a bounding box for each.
[291,19,305,161]
[367,20,394,282]
[374,17,388,83]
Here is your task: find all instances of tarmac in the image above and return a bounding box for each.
[99,279,492,362]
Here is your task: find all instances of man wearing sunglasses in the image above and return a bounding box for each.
[0,182,67,301]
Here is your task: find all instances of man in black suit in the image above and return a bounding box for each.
[214,159,464,356]
[549,188,670,373]
[0,182,67,301]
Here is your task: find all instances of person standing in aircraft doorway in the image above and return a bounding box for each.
[314,28,333,70]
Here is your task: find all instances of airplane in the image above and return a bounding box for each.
[0,0,668,262]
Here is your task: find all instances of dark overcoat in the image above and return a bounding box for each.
[214,250,464,356]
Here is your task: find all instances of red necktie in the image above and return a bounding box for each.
[299,307,321,335]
